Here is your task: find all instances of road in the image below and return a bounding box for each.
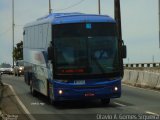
[1,75,160,120]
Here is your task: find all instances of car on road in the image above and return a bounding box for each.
[13,60,24,76]
[0,66,13,75]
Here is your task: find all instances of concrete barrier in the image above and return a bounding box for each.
[122,70,130,83]
[128,70,139,86]
[135,71,144,87]
[123,70,160,90]
[148,73,159,88]
[155,75,160,90]
[140,72,151,88]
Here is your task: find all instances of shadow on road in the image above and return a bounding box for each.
[31,91,120,110]
[53,100,118,109]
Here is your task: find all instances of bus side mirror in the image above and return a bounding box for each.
[122,45,127,58]
[48,46,54,60]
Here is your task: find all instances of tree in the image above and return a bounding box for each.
[13,41,23,61]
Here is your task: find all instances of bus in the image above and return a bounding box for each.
[23,13,126,105]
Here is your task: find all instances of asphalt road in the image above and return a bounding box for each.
[1,74,160,120]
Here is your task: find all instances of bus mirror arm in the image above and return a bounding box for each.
[48,46,54,60]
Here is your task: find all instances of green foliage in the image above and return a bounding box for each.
[13,41,23,61]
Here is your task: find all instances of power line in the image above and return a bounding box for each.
[53,0,85,12]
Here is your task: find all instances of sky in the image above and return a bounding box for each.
[0,0,159,65]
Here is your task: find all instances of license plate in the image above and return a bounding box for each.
[85,93,95,97]
[74,80,85,85]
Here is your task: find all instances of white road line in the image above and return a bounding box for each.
[145,111,159,115]
[4,83,36,120]
[122,84,160,94]
[113,102,126,107]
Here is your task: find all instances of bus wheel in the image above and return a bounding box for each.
[48,91,58,105]
[49,95,54,105]
[30,81,36,96]
[50,99,60,106]
[48,93,59,106]
[101,98,110,105]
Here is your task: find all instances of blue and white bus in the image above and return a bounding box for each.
[23,13,126,104]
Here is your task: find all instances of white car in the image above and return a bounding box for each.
[0,67,13,75]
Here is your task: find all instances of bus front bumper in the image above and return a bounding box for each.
[53,80,121,101]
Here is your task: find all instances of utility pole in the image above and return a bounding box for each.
[49,0,52,14]
[12,0,15,68]
[159,0,160,48]
[98,0,101,15]
[114,0,122,41]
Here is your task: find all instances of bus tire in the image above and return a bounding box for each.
[49,97,59,106]
[53,101,60,106]
[30,81,36,96]
[101,98,110,105]
[48,84,57,105]
[48,83,59,106]
[48,92,54,105]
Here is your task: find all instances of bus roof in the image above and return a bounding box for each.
[24,13,116,27]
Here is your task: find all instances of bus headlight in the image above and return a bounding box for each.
[58,90,63,95]
[114,86,118,92]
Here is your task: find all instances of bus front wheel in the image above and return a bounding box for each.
[101,98,110,105]
[48,93,60,106]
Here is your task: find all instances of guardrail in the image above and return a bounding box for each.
[124,62,160,68]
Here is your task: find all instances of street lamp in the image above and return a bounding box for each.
[12,0,15,68]
[159,0,160,48]
[49,0,52,14]
[98,0,101,15]
[114,0,122,41]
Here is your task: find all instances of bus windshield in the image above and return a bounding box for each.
[53,23,119,75]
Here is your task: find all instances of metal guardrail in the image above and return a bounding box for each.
[124,62,160,68]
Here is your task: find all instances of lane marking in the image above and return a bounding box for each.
[122,84,160,94]
[146,111,159,115]
[4,83,36,120]
[113,102,126,107]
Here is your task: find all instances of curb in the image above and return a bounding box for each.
[0,84,36,120]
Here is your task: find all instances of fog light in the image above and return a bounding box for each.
[58,90,63,95]
[114,86,118,91]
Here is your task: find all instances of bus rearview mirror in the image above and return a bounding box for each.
[122,45,127,59]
